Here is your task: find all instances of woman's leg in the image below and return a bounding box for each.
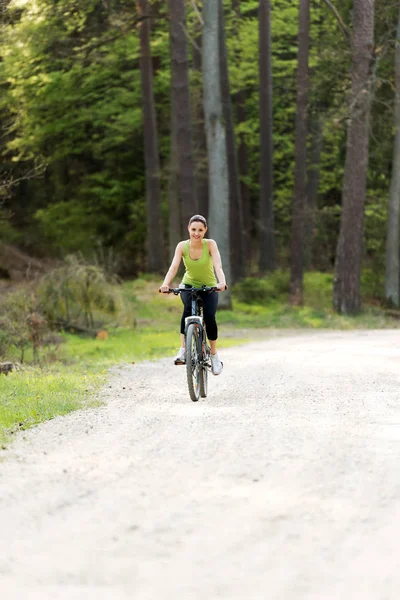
[202,291,222,374]
[180,290,192,348]
[202,291,219,352]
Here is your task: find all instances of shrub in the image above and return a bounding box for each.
[361,267,384,302]
[303,272,333,309]
[0,287,49,363]
[37,254,133,332]
[233,271,290,305]
[0,255,134,363]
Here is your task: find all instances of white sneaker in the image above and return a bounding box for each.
[174,347,186,365]
[210,353,223,375]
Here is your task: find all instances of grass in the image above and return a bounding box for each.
[0,366,102,445]
[1,270,399,444]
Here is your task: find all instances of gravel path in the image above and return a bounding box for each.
[1,330,400,599]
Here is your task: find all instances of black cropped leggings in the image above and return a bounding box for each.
[180,288,219,341]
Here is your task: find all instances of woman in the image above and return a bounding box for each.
[160,214,227,375]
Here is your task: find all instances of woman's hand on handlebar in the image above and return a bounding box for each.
[216,283,228,291]
[159,284,170,293]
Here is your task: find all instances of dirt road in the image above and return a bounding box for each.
[1,330,400,599]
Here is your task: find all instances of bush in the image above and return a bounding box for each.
[0,287,49,363]
[303,272,333,309]
[37,254,133,331]
[361,267,384,302]
[0,255,134,364]
[233,271,290,305]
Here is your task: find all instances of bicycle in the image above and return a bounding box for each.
[160,285,225,402]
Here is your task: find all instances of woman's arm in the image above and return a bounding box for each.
[208,239,227,290]
[160,242,184,291]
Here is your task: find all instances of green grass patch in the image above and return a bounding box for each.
[0,366,102,445]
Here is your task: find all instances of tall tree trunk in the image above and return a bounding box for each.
[192,30,209,219]
[333,0,375,314]
[167,95,181,262]
[136,0,164,273]
[304,8,324,270]
[168,0,197,233]
[232,0,252,265]
[236,94,252,264]
[202,0,232,307]
[304,114,323,269]
[385,6,400,307]
[258,0,276,273]
[219,0,244,283]
[290,0,310,305]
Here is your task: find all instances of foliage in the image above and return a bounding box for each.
[0,0,397,284]
[37,254,134,330]
[0,286,49,363]
[233,271,290,304]
[0,255,133,362]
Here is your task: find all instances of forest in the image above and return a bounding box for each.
[0,0,398,316]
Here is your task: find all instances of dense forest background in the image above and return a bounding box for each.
[0,0,398,313]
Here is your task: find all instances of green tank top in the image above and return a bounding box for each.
[181,239,217,287]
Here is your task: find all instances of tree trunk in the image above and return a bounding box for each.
[168,0,197,233]
[232,0,252,265]
[333,0,375,314]
[192,30,209,219]
[219,0,244,283]
[136,0,164,273]
[304,114,323,269]
[290,0,310,305]
[385,6,400,307]
[202,0,232,307]
[167,94,181,262]
[236,94,252,265]
[258,0,276,273]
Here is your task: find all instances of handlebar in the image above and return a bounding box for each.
[159,285,228,295]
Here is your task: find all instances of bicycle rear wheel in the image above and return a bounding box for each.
[186,323,201,402]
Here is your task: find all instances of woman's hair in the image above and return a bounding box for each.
[188,214,207,227]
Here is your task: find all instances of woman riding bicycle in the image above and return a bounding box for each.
[160,214,227,375]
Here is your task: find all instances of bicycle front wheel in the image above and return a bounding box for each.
[186,323,201,402]
[200,340,209,398]
[200,366,208,398]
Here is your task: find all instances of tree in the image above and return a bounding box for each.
[304,7,325,269]
[167,95,181,262]
[232,0,252,265]
[192,23,209,219]
[290,0,310,304]
[219,0,244,283]
[333,0,375,314]
[202,0,232,304]
[258,0,276,273]
[137,0,164,273]
[385,5,400,307]
[168,0,197,233]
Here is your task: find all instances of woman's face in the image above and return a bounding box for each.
[188,221,207,241]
